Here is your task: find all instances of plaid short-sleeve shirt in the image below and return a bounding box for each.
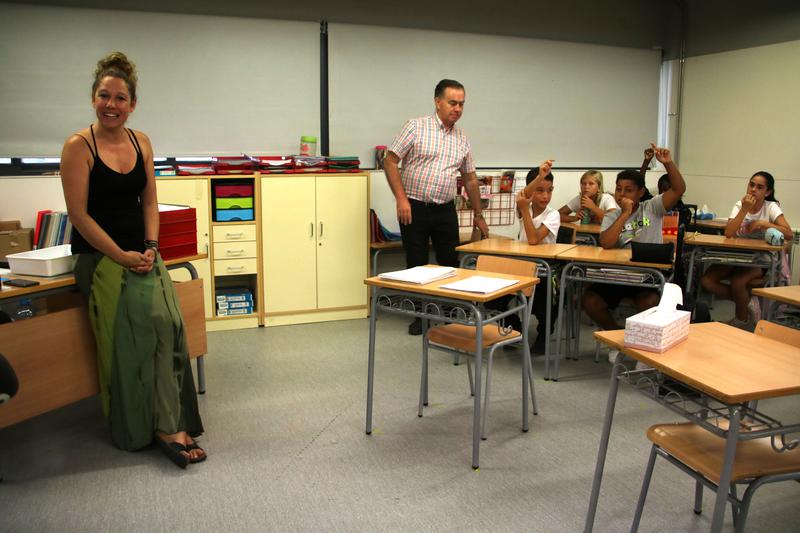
[388,114,475,204]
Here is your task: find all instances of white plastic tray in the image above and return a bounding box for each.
[7,244,76,277]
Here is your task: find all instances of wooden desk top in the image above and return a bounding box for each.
[554,246,673,270]
[456,238,577,259]
[364,266,539,303]
[564,222,602,235]
[0,253,208,300]
[695,218,728,231]
[371,232,509,250]
[752,285,800,307]
[595,322,800,404]
[684,233,783,252]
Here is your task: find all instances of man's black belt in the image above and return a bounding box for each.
[409,199,454,208]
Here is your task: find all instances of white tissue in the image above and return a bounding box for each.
[655,283,683,315]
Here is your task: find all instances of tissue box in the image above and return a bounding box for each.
[624,307,691,353]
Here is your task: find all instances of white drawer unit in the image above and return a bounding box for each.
[213,258,258,276]
[213,241,258,259]
[212,224,257,243]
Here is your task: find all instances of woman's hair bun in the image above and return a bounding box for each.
[92,51,138,100]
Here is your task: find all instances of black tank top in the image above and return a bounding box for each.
[71,125,147,254]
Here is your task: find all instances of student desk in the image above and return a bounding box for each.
[684,234,784,295]
[364,266,539,469]
[564,222,601,245]
[0,254,208,429]
[587,323,800,533]
[456,238,578,380]
[752,285,800,322]
[553,247,672,381]
[695,218,728,234]
[369,231,502,275]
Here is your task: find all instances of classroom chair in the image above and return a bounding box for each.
[419,255,538,440]
[630,320,800,532]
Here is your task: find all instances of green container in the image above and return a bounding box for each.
[215,197,253,210]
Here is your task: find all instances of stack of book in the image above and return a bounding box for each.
[215,287,254,316]
[213,156,255,175]
[293,156,327,173]
[326,156,360,172]
[256,156,294,173]
[34,210,73,249]
[585,267,648,284]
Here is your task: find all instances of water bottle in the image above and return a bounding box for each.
[14,298,35,321]
[580,207,592,224]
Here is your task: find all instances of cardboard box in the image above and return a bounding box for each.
[0,220,34,261]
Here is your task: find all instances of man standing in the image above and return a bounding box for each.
[385,79,490,335]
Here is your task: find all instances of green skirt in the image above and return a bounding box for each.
[75,253,204,451]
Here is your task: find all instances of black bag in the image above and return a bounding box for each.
[630,241,674,264]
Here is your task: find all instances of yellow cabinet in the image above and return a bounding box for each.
[261,174,368,325]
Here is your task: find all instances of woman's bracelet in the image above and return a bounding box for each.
[144,239,159,251]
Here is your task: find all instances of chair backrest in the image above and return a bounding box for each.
[556,225,576,244]
[475,255,538,297]
[754,320,800,348]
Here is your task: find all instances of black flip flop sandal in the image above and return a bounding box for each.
[156,437,190,469]
[185,442,207,464]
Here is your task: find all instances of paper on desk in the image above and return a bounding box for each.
[378,266,456,284]
[440,275,519,294]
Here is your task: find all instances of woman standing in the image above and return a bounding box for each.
[60,52,205,468]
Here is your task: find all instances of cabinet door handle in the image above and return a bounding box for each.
[319,221,324,238]
[226,249,245,256]
[226,232,244,239]
[309,222,314,238]
[226,266,245,272]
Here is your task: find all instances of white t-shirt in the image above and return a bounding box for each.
[566,192,618,214]
[729,200,784,239]
[518,205,560,244]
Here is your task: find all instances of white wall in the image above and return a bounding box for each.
[330,23,660,168]
[0,3,319,157]
[678,40,800,226]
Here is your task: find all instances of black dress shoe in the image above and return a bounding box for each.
[408,317,422,335]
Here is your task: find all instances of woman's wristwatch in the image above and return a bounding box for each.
[144,239,159,252]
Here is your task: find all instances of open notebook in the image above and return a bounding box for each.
[440,276,519,294]
[378,266,456,284]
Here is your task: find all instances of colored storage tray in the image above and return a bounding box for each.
[160,242,197,261]
[215,197,253,210]
[159,205,197,237]
[214,184,253,197]
[215,208,254,222]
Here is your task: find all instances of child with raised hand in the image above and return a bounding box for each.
[516,159,560,244]
[700,171,793,330]
[558,170,618,224]
[582,144,686,343]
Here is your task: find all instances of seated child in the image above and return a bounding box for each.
[700,171,793,329]
[558,170,618,223]
[582,144,686,344]
[485,160,558,353]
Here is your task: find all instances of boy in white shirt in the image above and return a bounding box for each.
[486,161,559,353]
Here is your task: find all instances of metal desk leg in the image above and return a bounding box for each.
[521,293,531,432]
[371,248,381,276]
[553,265,571,381]
[541,262,552,382]
[472,310,484,469]
[686,247,699,294]
[710,406,741,533]
[195,357,206,394]
[584,354,624,532]
[366,290,379,435]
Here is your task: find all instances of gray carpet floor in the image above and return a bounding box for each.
[1,301,799,532]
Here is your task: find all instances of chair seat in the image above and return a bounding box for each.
[648,422,800,484]
[428,324,521,353]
